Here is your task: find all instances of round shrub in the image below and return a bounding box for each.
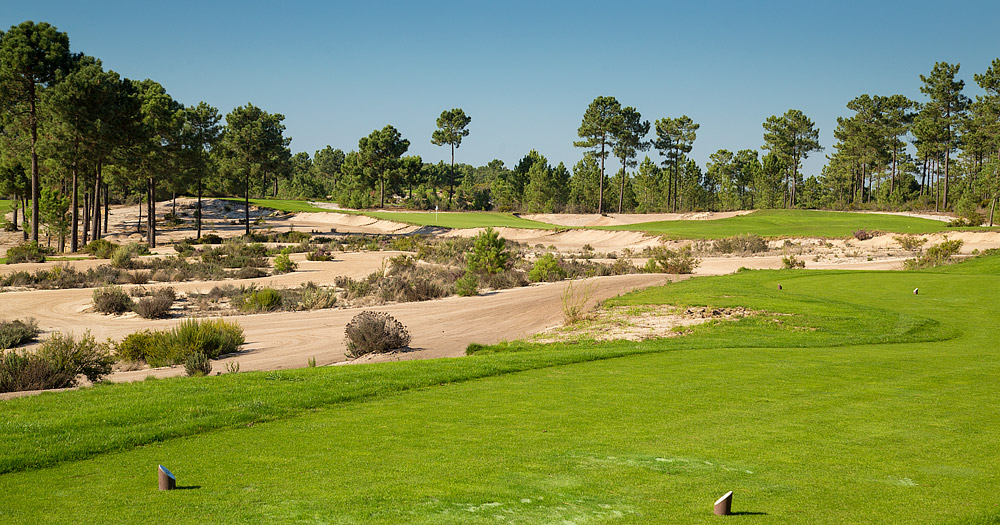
[238,287,283,312]
[133,295,174,319]
[114,330,159,362]
[93,285,134,314]
[344,311,411,358]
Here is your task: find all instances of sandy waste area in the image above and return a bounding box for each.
[2,198,998,398]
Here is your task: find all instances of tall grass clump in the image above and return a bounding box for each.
[561,280,596,324]
[113,319,244,367]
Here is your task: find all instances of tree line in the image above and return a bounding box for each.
[4,20,1000,255]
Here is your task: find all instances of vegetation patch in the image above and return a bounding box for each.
[343,311,411,358]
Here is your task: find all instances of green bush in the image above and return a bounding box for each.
[37,331,114,384]
[273,249,297,274]
[465,227,510,275]
[644,245,700,274]
[0,350,72,393]
[528,253,567,282]
[344,311,411,358]
[109,242,151,269]
[238,287,283,312]
[82,239,118,259]
[5,242,51,264]
[114,330,160,362]
[904,239,964,269]
[454,270,478,296]
[298,285,337,310]
[168,318,244,360]
[198,233,223,244]
[184,352,212,377]
[123,319,245,367]
[92,286,134,314]
[0,318,39,350]
[782,254,806,269]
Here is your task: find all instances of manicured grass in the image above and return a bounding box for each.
[242,198,560,230]
[363,210,558,229]
[2,255,1000,522]
[0,200,11,215]
[599,209,962,238]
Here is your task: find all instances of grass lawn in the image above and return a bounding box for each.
[240,198,559,230]
[2,254,999,522]
[598,209,965,238]
[363,210,558,230]
[0,200,11,215]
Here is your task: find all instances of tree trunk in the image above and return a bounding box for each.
[92,161,102,240]
[244,173,251,237]
[989,197,996,227]
[71,164,78,252]
[379,175,385,209]
[935,158,940,213]
[137,192,142,235]
[944,148,950,210]
[449,143,455,206]
[103,182,109,234]
[196,177,202,240]
[148,176,157,248]
[83,190,90,246]
[28,85,40,242]
[597,141,605,214]
[618,164,625,214]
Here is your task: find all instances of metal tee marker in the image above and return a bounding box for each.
[714,491,733,516]
[158,465,176,491]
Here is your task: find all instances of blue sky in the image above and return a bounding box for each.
[5,1,999,178]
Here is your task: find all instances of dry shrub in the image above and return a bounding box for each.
[713,234,768,254]
[344,311,410,358]
[644,245,700,274]
[0,318,39,349]
[93,285,134,314]
[134,295,174,319]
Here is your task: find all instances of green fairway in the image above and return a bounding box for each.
[363,210,558,229]
[599,209,960,238]
[2,255,1000,522]
[241,198,559,230]
[0,200,11,215]
[242,199,972,237]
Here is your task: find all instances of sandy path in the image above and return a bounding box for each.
[0,272,674,385]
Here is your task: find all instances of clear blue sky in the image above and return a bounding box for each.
[5,1,999,178]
